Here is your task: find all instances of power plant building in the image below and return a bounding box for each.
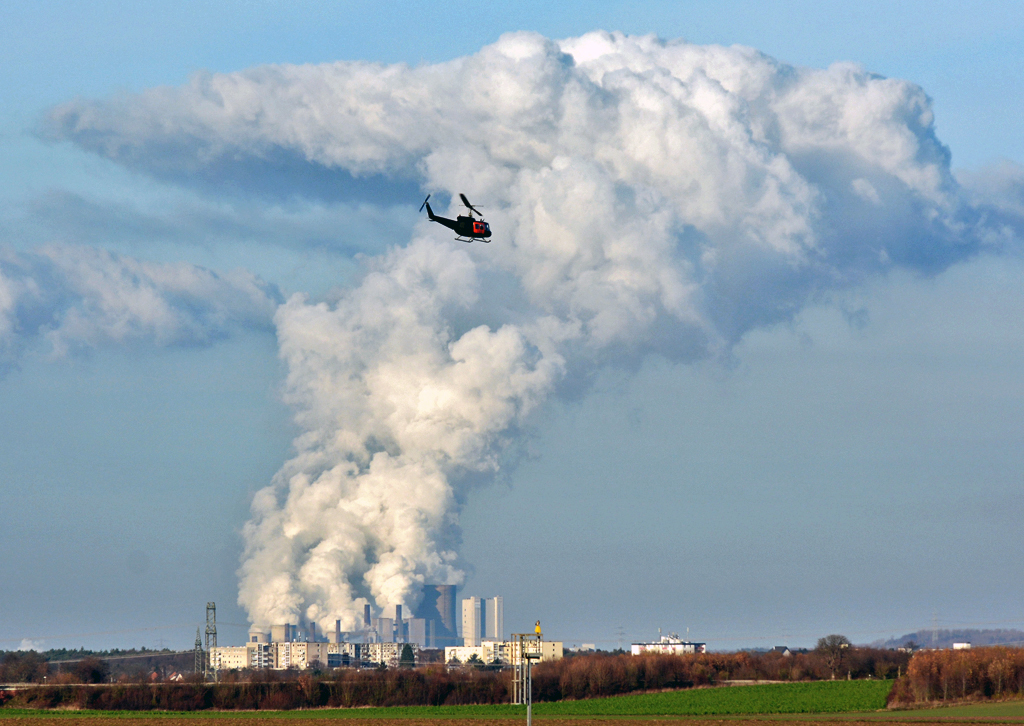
[461,596,504,646]
[486,596,503,640]
[461,597,482,646]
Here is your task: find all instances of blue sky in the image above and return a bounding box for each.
[1,0,1023,652]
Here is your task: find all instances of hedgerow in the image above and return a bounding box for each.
[1,648,909,711]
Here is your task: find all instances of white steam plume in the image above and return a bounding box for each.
[45,31,999,629]
[240,240,565,627]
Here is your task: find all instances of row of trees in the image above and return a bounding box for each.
[0,652,108,684]
[888,647,1024,704]
[532,645,909,700]
[1,647,913,711]
[0,649,196,684]
[1,668,508,711]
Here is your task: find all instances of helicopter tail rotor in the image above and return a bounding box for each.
[419,194,431,213]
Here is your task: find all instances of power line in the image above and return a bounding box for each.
[0,624,197,644]
[47,651,193,664]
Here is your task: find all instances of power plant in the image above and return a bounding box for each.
[206,586,538,673]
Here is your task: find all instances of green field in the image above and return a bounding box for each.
[0,680,894,718]
[533,680,894,716]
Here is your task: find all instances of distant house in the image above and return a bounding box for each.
[953,642,972,650]
[769,646,792,656]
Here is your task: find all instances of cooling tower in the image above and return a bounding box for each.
[414,584,458,647]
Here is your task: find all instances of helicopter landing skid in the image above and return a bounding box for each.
[455,236,490,243]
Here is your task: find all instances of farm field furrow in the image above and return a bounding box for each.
[3,717,1024,726]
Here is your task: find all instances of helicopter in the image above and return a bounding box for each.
[419,193,492,242]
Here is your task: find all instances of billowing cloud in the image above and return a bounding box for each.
[20,188,416,260]
[957,159,1024,244]
[239,239,565,626]
[43,31,1007,630]
[0,244,280,364]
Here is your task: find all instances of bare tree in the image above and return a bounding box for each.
[73,656,110,684]
[816,634,851,679]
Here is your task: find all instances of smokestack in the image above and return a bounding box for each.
[336,619,341,640]
[364,604,371,628]
[395,604,402,623]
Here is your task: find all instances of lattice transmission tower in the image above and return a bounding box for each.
[193,627,203,674]
[205,602,217,679]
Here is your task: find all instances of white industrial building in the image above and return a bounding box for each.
[445,640,508,665]
[506,637,563,664]
[446,638,562,666]
[209,646,250,671]
[631,633,706,656]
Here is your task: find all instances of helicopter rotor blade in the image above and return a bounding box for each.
[459,193,482,216]
[419,194,431,213]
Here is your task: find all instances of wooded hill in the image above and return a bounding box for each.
[872,629,1024,650]
[888,646,1024,705]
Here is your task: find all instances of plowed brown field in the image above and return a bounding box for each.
[4,718,1024,726]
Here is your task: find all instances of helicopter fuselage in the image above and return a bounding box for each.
[424,202,491,241]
